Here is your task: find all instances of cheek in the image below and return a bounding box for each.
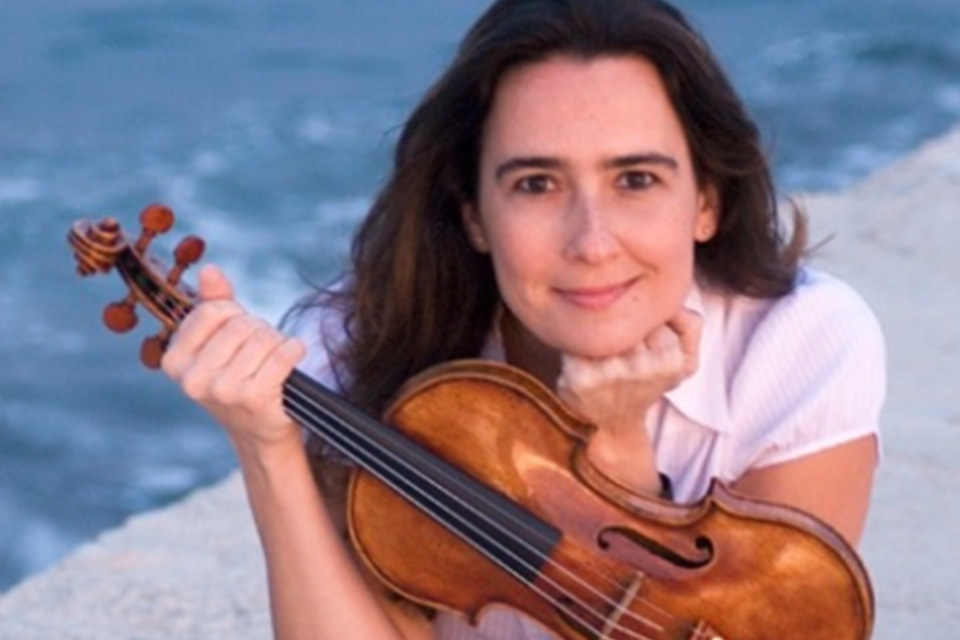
[486,232,548,296]
[623,219,699,305]
[483,226,563,323]
[624,212,697,264]
[479,199,549,274]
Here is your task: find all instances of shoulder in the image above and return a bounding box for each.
[697,267,886,389]
[713,268,886,470]
[771,268,880,330]
[741,268,884,360]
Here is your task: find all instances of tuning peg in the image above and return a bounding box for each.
[167,236,206,286]
[103,297,138,333]
[140,331,171,369]
[134,203,175,254]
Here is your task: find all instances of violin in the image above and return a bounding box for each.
[69,204,875,640]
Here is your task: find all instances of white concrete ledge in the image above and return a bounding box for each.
[0,474,270,640]
[2,123,959,639]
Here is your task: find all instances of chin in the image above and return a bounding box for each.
[551,319,651,358]
[555,335,643,360]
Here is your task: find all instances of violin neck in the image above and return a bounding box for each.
[281,369,560,583]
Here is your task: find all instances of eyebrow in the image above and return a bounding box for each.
[494,153,680,181]
[494,157,562,182]
[605,153,679,172]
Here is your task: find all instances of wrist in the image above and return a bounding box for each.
[231,428,305,474]
[586,427,661,496]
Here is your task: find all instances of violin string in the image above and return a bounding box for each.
[284,382,700,638]
[284,384,694,640]
[283,382,598,592]
[282,390,663,640]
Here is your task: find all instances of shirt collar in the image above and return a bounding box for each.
[663,282,733,434]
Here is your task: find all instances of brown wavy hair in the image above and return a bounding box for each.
[300,0,805,414]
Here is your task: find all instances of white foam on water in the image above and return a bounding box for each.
[0,177,42,204]
[131,464,203,496]
[312,196,370,246]
[763,30,866,68]
[189,149,229,177]
[297,116,335,144]
[938,85,960,114]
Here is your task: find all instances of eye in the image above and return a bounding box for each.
[514,174,556,194]
[617,171,657,191]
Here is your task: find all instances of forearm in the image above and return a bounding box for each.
[585,414,662,496]
[732,435,877,546]
[159,268,429,637]
[233,435,416,640]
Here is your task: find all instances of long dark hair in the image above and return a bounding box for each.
[305,0,805,414]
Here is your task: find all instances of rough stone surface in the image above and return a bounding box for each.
[801,123,960,640]
[0,475,271,640]
[2,124,959,639]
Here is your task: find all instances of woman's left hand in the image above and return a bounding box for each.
[556,309,702,494]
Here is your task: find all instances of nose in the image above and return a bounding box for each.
[563,190,621,263]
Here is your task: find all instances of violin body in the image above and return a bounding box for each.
[349,360,874,640]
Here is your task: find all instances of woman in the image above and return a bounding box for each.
[162,0,885,638]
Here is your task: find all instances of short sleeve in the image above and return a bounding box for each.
[727,270,886,473]
[286,301,349,392]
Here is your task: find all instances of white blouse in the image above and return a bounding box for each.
[294,267,886,640]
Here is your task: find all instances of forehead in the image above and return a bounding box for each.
[482,54,691,163]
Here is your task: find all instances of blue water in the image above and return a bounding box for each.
[1,0,958,592]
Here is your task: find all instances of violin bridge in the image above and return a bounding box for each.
[599,573,645,639]
[689,620,724,640]
[598,573,725,640]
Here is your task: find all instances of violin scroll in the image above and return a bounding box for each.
[68,217,125,276]
[68,203,204,368]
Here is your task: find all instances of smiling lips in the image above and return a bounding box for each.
[556,277,638,310]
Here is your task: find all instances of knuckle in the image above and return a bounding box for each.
[192,300,241,329]
[236,319,277,353]
[179,369,209,402]
[159,348,180,378]
[222,313,259,341]
[188,301,221,325]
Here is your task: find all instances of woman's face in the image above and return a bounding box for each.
[463,54,717,359]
